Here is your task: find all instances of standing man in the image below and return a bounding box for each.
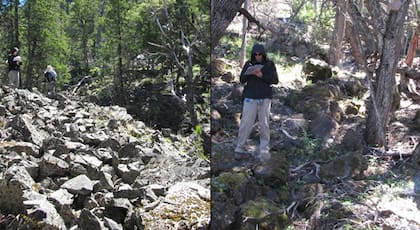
[7,47,21,88]
[44,65,57,96]
[235,43,278,160]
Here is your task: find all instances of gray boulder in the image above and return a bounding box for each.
[11,114,48,146]
[79,208,104,230]
[0,141,40,157]
[39,154,70,178]
[0,165,36,214]
[104,198,133,224]
[61,174,94,195]
[24,198,66,229]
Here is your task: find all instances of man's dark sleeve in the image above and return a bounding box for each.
[240,61,252,84]
[260,61,279,84]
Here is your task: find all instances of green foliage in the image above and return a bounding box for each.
[194,124,202,136]
[292,0,335,44]
[301,131,322,158]
[19,0,70,88]
[192,124,208,160]
[219,35,242,60]
[294,1,317,23]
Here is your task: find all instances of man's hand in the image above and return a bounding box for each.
[254,69,263,78]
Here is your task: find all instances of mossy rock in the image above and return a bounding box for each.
[303,58,332,83]
[319,152,367,181]
[287,83,341,120]
[211,58,227,78]
[238,198,288,230]
[253,153,289,189]
[212,171,256,205]
[214,172,249,192]
[316,201,354,229]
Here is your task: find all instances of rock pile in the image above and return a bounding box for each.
[0,86,210,229]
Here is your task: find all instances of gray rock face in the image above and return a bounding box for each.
[0,166,35,214]
[39,154,70,178]
[0,87,209,229]
[24,198,66,229]
[0,141,40,157]
[79,208,104,230]
[61,174,93,195]
[49,189,74,206]
[11,114,47,146]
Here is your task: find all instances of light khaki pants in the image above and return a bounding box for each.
[8,70,19,88]
[236,98,271,154]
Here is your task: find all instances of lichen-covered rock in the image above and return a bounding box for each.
[238,198,289,230]
[144,182,210,229]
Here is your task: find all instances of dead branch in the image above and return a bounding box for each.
[238,7,266,31]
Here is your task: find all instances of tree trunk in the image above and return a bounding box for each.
[14,0,19,46]
[405,32,418,67]
[115,3,125,105]
[186,43,198,128]
[239,0,248,67]
[211,0,245,51]
[345,20,364,66]
[365,0,410,147]
[328,0,347,66]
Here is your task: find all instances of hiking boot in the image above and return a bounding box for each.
[234,146,252,160]
[258,151,271,163]
[234,151,251,160]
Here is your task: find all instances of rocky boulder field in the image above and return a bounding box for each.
[0,86,210,229]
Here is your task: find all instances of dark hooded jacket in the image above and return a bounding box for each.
[240,44,278,99]
[7,55,20,71]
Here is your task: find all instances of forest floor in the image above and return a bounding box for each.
[211,58,420,229]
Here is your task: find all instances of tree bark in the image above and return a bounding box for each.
[405,32,418,67]
[185,37,198,128]
[239,0,248,67]
[211,0,245,51]
[14,0,19,46]
[347,1,377,56]
[365,0,410,147]
[328,0,347,66]
[345,20,364,66]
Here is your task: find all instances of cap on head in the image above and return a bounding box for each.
[46,65,53,72]
[11,47,19,53]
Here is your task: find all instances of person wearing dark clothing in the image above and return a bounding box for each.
[235,43,279,160]
[44,65,57,96]
[6,47,21,88]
